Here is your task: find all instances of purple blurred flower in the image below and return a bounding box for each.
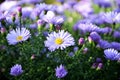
[88,13,104,25]
[98,27,112,34]
[93,0,111,8]
[42,11,55,23]
[96,58,102,63]
[68,52,74,57]
[52,16,64,26]
[22,7,33,18]
[77,23,100,34]
[111,42,120,50]
[104,48,120,60]
[113,31,120,38]
[102,11,120,24]
[73,46,79,52]
[83,47,88,54]
[55,64,68,78]
[29,23,37,29]
[57,0,65,4]
[90,32,101,43]
[115,0,120,7]
[73,1,93,17]
[98,39,111,49]
[10,64,23,76]
[20,0,42,4]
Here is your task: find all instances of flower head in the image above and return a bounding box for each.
[102,11,120,24]
[98,39,111,49]
[10,64,23,76]
[44,30,75,52]
[104,48,120,60]
[55,64,68,78]
[6,27,31,45]
[90,32,101,43]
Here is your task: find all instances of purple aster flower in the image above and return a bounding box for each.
[98,39,111,49]
[77,23,100,34]
[113,31,120,38]
[29,23,37,29]
[89,13,104,25]
[0,1,18,11]
[89,32,101,43]
[68,52,74,57]
[57,0,65,4]
[22,7,33,18]
[111,42,120,50]
[51,16,64,26]
[102,11,120,24]
[98,27,112,34]
[96,58,102,63]
[115,0,120,7]
[73,1,93,17]
[42,11,55,23]
[73,46,79,52]
[93,0,111,8]
[55,64,68,78]
[44,30,75,52]
[20,0,42,4]
[10,64,23,76]
[6,27,31,45]
[104,48,120,60]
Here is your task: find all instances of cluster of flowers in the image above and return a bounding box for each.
[1,0,120,79]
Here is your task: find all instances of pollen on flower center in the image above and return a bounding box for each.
[16,36,23,41]
[55,38,63,45]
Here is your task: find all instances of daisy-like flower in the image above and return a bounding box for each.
[55,64,68,78]
[104,48,120,60]
[44,30,75,52]
[10,64,23,76]
[102,11,120,24]
[6,27,31,45]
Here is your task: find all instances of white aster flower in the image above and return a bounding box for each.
[44,30,75,52]
[6,27,31,45]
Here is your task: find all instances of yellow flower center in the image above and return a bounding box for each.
[16,36,23,41]
[55,38,63,45]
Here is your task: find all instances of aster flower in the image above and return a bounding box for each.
[10,64,23,76]
[104,48,120,60]
[93,0,111,8]
[73,1,93,17]
[51,16,64,26]
[55,64,68,78]
[77,23,100,34]
[98,39,111,49]
[44,30,75,52]
[111,42,120,50]
[98,27,112,34]
[102,11,120,24]
[42,11,55,23]
[6,27,31,45]
[89,32,101,43]
[113,31,120,38]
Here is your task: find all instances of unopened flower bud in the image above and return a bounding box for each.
[0,27,6,34]
[78,37,85,45]
[96,63,103,70]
